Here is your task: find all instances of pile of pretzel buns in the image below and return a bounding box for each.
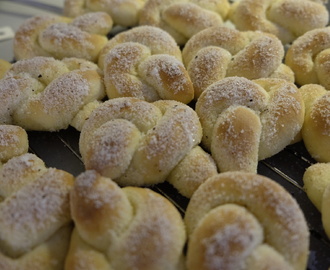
[1,0,330,269]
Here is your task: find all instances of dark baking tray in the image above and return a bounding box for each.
[27,125,330,270]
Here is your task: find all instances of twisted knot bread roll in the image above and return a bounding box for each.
[0,125,28,165]
[139,0,231,45]
[0,60,11,79]
[303,162,330,239]
[183,26,294,99]
[0,56,105,131]
[100,26,194,103]
[299,84,330,162]
[195,77,304,173]
[64,0,146,27]
[285,27,330,88]
[14,12,113,62]
[80,97,217,195]
[65,170,186,270]
[184,172,310,270]
[0,153,74,270]
[228,0,329,45]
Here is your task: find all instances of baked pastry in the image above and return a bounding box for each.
[195,76,305,173]
[182,26,294,99]
[0,125,28,165]
[98,25,182,69]
[228,0,329,45]
[64,0,146,27]
[0,56,105,131]
[100,26,194,103]
[0,60,11,79]
[299,84,330,162]
[303,162,330,239]
[139,0,231,45]
[65,170,186,269]
[14,12,113,62]
[184,171,310,270]
[0,153,74,270]
[79,97,217,195]
[285,27,330,89]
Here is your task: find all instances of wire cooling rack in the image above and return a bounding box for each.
[1,0,330,268]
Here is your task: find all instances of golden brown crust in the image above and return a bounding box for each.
[64,0,146,27]
[66,170,186,270]
[79,97,204,190]
[229,0,329,44]
[0,153,74,269]
[185,172,309,270]
[195,77,304,173]
[14,13,112,62]
[103,42,194,103]
[0,56,105,131]
[0,125,28,164]
[303,162,330,239]
[139,0,230,45]
[98,25,182,69]
[299,84,330,162]
[183,26,294,99]
[285,27,330,88]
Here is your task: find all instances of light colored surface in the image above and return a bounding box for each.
[0,0,64,61]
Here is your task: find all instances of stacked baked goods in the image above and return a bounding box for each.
[0,0,329,268]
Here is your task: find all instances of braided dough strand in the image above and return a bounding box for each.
[14,13,113,62]
[183,26,294,99]
[228,0,329,44]
[139,0,230,45]
[303,162,330,239]
[64,0,146,27]
[185,172,309,270]
[79,97,203,187]
[285,27,330,88]
[65,170,186,270]
[0,153,74,269]
[0,125,28,165]
[299,84,330,162]
[195,77,304,173]
[0,57,105,131]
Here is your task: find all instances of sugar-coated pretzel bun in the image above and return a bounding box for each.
[65,170,186,270]
[185,171,309,270]
[299,84,330,162]
[0,153,74,270]
[0,60,11,79]
[64,0,146,27]
[195,77,304,173]
[285,27,330,89]
[139,0,231,45]
[0,56,105,131]
[98,25,182,69]
[14,12,113,62]
[103,42,194,103]
[228,0,329,45]
[182,26,294,99]
[79,97,213,192]
[0,125,28,165]
[303,162,330,239]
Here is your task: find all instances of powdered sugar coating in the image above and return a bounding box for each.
[0,57,105,131]
[0,160,74,258]
[196,76,304,172]
[80,97,202,186]
[68,171,186,269]
[185,172,309,270]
